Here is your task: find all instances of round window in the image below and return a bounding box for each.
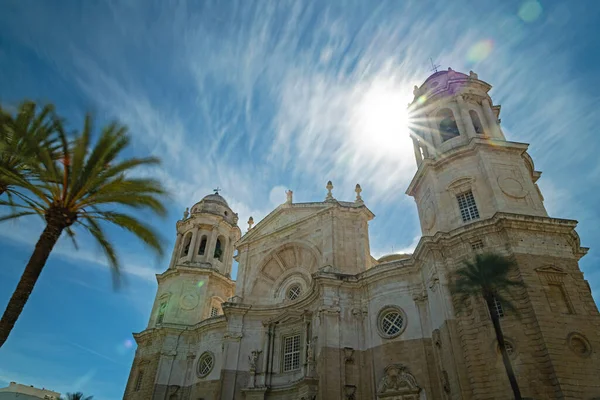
[287,285,302,301]
[568,333,591,357]
[377,307,406,338]
[197,352,214,378]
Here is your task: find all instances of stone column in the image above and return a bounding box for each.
[168,233,183,269]
[482,98,501,139]
[427,113,442,149]
[456,95,477,138]
[189,226,200,263]
[412,136,423,167]
[206,227,219,264]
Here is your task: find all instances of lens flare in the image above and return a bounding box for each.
[417,95,427,105]
[467,40,494,64]
[197,280,205,288]
[518,0,543,22]
[117,339,135,355]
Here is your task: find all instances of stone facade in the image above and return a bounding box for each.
[123,70,600,400]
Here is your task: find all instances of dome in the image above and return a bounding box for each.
[188,192,238,227]
[411,68,483,105]
[201,193,229,207]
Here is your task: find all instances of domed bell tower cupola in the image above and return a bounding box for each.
[406,68,547,236]
[167,192,241,277]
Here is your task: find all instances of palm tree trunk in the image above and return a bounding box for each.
[0,182,6,196]
[0,222,64,348]
[485,296,522,400]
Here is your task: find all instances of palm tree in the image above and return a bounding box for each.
[449,253,526,400]
[60,392,94,400]
[0,114,168,348]
[0,101,60,197]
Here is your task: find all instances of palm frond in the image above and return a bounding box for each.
[82,211,165,257]
[0,210,36,222]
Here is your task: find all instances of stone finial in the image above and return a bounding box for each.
[413,85,420,97]
[355,184,363,203]
[325,181,334,201]
[248,216,254,231]
[183,207,189,219]
[469,70,478,79]
[233,212,239,225]
[286,189,293,204]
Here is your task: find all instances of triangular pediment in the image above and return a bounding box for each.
[535,266,566,274]
[238,203,333,245]
[264,309,309,326]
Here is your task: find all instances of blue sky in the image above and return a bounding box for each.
[1,0,599,398]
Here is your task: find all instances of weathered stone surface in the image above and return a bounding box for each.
[123,70,600,400]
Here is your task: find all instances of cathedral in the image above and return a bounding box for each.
[123,69,600,400]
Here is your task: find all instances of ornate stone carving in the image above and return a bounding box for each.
[248,350,261,371]
[442,370,451,393]
[325,180,335,201]
[345,385,357,400]
[497,175,527,198]
[355,184,363,203]
[179,293,199,310]
[377,364,421,399]
[344,347,354,364]
[432,329,441,348]
[183,207,189,219]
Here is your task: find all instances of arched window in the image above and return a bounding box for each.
[180,232,192,257]
[198,235,207,255]
[156,301,167,324]
[437,108,460,142]
[469,110,485,134]
[214,237,224,261]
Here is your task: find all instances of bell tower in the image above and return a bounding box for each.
[144,192,240,329]
[405,69,599,399]
[406,67,547,236]
[124,192,240,399]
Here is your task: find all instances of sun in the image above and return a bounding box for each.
[352,80,414,158]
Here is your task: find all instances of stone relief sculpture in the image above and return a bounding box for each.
[248,350,261,371]
[376,364,421,399]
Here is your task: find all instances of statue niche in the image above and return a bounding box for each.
[377,364,422,400]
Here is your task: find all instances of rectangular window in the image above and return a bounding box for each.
[492,297,504,318]
[471,240,485,251]
[134,370,144,391]
[457,191,480,222]
[547,284,573,314]
[210,306,219,317]
[282,334,301,372]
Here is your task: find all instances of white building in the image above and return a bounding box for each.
[123,69,600,400]
[0,382,60,400]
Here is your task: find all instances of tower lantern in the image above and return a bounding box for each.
[407,68,546,236]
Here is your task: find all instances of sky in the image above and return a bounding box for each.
[0,0,599,398]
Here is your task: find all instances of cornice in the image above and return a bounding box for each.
[156,265,235,285]
[133,316,228,343]
[406,138,530,197]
